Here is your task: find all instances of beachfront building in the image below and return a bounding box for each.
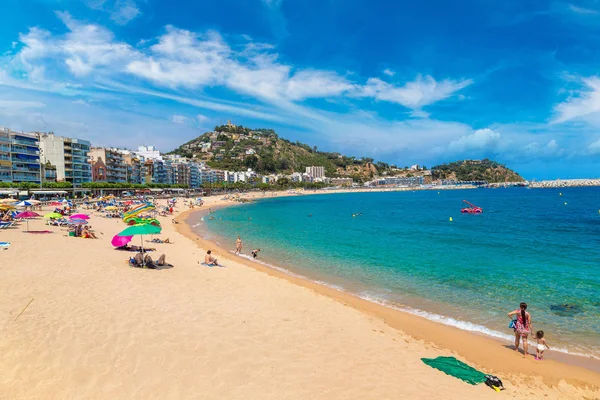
[136,145,162,161]
[121,151,144,184]
[88,147,127,183]
[290,172,303,183]
[0,128,12,183]
[367,176,424,187]
[305,166,325,179]
[38,133,92,187]
[0,128,42,184]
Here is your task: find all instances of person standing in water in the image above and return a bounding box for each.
[251,249,260,259]
[508,302,533,357]
[235,236,243,255]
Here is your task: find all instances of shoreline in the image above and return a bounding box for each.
[176,192,600,389]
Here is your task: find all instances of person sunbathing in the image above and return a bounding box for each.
[82,226,97,239]
[151,238,171,243]
[204,250,219,266]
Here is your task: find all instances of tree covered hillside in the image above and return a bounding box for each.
[431,159,524,183]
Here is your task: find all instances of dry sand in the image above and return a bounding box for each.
[0,192,599,399]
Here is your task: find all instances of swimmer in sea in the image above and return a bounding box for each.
[251,249,260,259]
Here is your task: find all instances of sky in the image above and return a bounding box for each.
[1,0,600,179]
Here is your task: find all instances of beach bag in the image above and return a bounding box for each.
[508,319,516,329]
[484,375,505,391]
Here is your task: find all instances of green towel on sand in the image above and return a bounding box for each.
[421,356,487,385]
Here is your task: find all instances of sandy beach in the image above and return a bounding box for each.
[1,192,599,399]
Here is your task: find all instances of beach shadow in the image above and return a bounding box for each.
[502,344,533,357]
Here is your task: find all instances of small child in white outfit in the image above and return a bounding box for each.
[535,330,550,360]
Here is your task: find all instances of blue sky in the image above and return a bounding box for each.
[1,0,600,179]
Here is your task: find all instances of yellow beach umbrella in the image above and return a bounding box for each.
[0,198,17,204]
[105,206,118,211]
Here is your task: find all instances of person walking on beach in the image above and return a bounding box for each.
[235,236,243,255]
[535,330,550,360]
[508,302,533,357]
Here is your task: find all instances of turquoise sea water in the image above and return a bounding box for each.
[193,188,600,358]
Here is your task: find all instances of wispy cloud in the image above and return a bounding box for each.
[111,0,141,25]
[552,76,600,123]
[588,138,600,154]
[383,68,395,77]
[357,75,473,111]
[84,0,141,25]
[567,3,599,14]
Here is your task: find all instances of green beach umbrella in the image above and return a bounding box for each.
[117,224,162,268]
[117,224,161,237]
[44,212,63,219]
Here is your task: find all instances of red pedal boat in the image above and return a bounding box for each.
[461,200,483,213]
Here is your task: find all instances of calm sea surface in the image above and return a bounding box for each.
[193,187,600,358]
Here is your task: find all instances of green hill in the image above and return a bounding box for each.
[169,124,379,180]
[170,125,524,183]
[431,159,524,183]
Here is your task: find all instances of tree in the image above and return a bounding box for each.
[243,155,259,169]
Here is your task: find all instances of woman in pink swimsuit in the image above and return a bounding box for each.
[508,302,533,357]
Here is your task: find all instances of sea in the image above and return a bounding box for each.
[190,187,600,359]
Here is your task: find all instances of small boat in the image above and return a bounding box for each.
[461,200,483,213]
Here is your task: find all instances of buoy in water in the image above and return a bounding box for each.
[559,192,562,196]
[564,202,567,205]
[449,217,453,222]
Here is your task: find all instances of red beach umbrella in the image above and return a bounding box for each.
[70,214,90,220]
[15,211,40,232]
[111,234,133,247]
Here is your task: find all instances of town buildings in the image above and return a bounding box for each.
[0,125,335,189]
[0,127,41,184]
[88,147,127,183]
[38,133,92,187]
[305,166,325,180]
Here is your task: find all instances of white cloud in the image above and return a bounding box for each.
[170,114,189,124]
[0,100,46,112]
[196,114,209,122]
[6,14,472,115]
[11,12,137,80]
[84,0,141,25]
[553,76,600,123]
[72,99,91,106]
[358,74,472,110]
[567,3,599,14]
[383,68,395,77]
[588,138,600,154]
[523,139,563,157]
[111,0,141,25]
[448,128,502,153]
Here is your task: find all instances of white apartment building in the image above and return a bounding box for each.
[136,145,163,161]
[305,166,325,179]
[38,133,92,187]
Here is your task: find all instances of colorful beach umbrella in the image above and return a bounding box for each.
[49,202,62,206]
[0,198,17,203]
[117,224,161,268]
[105,206,118,211]
[15,211,39,218]
[15,211,40,232]
[70,214,90,220]
[16,200,33,207]
[111,234,132,247]
[68,219,88,225]
[44,212,63,219]
[117,224,161,236]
